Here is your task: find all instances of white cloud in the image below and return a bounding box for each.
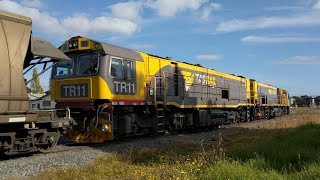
[314,0,320,10]
[0,0,220,39]
[248,54,256,58]
[264,6,305,11]
[216,12,320,33]
[62,14,138,36]
[242,35,320,43]
[0,0,215,38]
[0,0,139,38]
[0,0,65,35]
[21,0,43,9]
[210,3,221,10]
[109,1,143,21]
[108,0,215,20]
[276,56,320,64]
[147,0,208,17]
[196,54,222,61]
[200,3,221,20]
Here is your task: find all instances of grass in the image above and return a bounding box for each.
[34,108,320,179]
[229,124,320,172]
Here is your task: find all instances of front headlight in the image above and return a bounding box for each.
[101,125,109,132]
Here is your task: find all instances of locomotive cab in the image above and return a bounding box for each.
[51,36,145,143]
[52,36,142,103]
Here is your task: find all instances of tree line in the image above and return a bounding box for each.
[292,96,320,108]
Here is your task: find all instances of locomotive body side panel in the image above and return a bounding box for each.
[257,82,278,106]
[141,55,249,109]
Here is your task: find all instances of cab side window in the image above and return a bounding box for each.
[110,58,123,78]
[125,61,133,79]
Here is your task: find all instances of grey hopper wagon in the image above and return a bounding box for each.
[0,10,74,155]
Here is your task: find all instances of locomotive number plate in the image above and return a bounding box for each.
[60,84,88,98]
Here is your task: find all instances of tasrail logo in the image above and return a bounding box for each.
[194,73,216,87]
[181,71,216,91]
[268,89,277,95]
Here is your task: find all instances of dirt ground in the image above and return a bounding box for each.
[225,107,320,130]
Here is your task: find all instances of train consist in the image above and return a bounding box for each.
[0,10,73,155]
[0,10,290,155]
[51,36,290,143]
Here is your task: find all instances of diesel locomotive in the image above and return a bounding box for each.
[51,36,290,143]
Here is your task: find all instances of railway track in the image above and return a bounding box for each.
[0,126,223,178]
[0,113,301,179]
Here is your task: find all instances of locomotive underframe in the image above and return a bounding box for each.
[59,98,290,143]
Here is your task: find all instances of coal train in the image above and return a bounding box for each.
[51,36,290,143]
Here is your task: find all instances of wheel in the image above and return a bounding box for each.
[240,108,247,122]
[235,110,241,123]
[246,108,251,122]
[265,108,269,119]
[261,108,265,119]
[38,131,60,153]
[167,118,180,134]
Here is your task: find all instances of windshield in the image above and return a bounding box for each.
[76,53,99,76]
[52,53,100,78]
[53,60,73,78]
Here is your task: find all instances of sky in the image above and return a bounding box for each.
[0,0,319,96]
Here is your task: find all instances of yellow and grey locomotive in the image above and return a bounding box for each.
[52,36,290,143]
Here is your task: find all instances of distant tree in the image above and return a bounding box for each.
[24,79,31,93]
[293,96,300,107]
[301,95,311,107]
[315,96,320,108]
[294,96,310,107]
[30,68,44,94]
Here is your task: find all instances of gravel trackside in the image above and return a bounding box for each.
[0,130,220,179]
[0,108,318,179]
